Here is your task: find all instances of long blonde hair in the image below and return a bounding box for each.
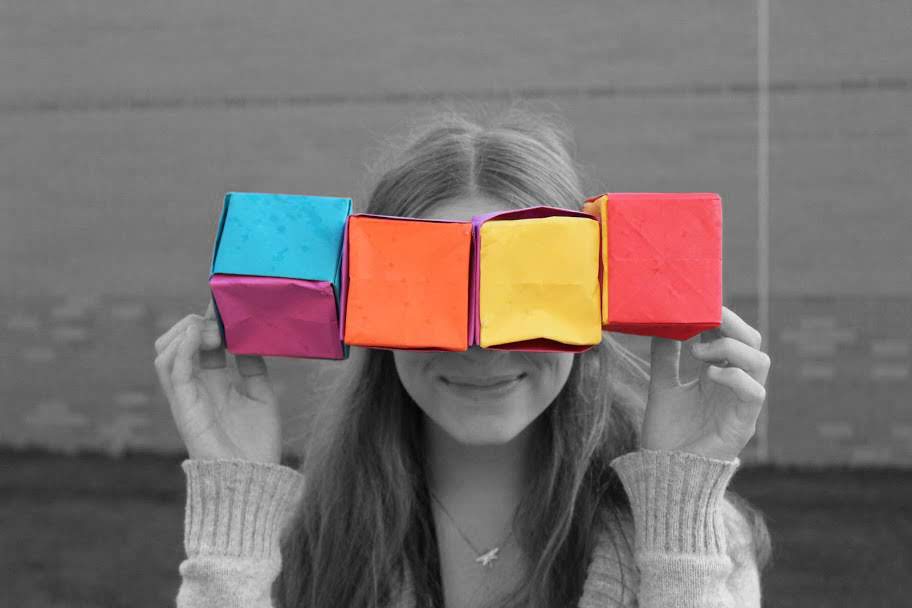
[275,107,771,608]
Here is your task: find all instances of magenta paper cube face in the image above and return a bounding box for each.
[209,275,344,359]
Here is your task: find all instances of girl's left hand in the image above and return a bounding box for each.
[641,306,771,462]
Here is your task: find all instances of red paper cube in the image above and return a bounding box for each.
[585,193,722,340]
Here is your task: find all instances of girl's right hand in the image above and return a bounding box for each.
[153,302,282,464]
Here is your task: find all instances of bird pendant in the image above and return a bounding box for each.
[475,547,500,567]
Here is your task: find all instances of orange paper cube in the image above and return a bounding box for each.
[341,215,472,350]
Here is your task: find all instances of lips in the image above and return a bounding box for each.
[441,373,526,388]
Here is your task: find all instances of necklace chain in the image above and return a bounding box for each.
[429,490,514,568]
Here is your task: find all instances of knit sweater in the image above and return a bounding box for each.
[176,448,761,607]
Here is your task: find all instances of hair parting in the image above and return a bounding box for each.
[275,105,771,608]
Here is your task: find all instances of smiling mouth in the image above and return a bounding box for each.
[440,373,527,388]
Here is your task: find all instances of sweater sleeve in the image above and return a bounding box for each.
[609,449,761,608]
[175,459,306,608]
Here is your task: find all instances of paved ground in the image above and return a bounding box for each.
[1,451,910,607]
[1,1,910,462]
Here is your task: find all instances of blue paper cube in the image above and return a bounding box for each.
[209,192,352,359]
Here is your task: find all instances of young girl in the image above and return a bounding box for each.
[154,108,772,608]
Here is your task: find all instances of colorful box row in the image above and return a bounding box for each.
[208,191,722,359]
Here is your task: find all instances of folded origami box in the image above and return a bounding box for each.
[341,215,473,350]
[472,207,602,351]
[208,192,352,359]
[582,193,722,341]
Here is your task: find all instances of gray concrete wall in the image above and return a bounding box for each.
[2,0,910,464]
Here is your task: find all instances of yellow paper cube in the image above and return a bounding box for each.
[478,216,602,348]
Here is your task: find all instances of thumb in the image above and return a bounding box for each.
[649,336,681,389]
[236,355,274,403]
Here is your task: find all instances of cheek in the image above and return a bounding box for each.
[525,354,574,403]
[392,351,437,403]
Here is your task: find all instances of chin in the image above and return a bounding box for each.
[441,413,531,446]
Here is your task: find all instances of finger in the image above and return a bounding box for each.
[649,336,681,389]
[699,325,729,367]
[154,314,201,354]
[173,311,228,402]
[692,337,771,385]
[158,313,221,357]
[198,299,227,368]
[199,328,227,369]
[236,355,274,403]
[154,331,184,403]
[706,365,767,404]
[720,306,763,350]
[171,325,201,405]
[198,349,231,403]
[700,325,724,345]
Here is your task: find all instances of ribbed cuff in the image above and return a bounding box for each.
[181,459,306,559]
[609,449,740,555]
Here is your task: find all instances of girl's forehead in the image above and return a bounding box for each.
[419,195,508,222]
